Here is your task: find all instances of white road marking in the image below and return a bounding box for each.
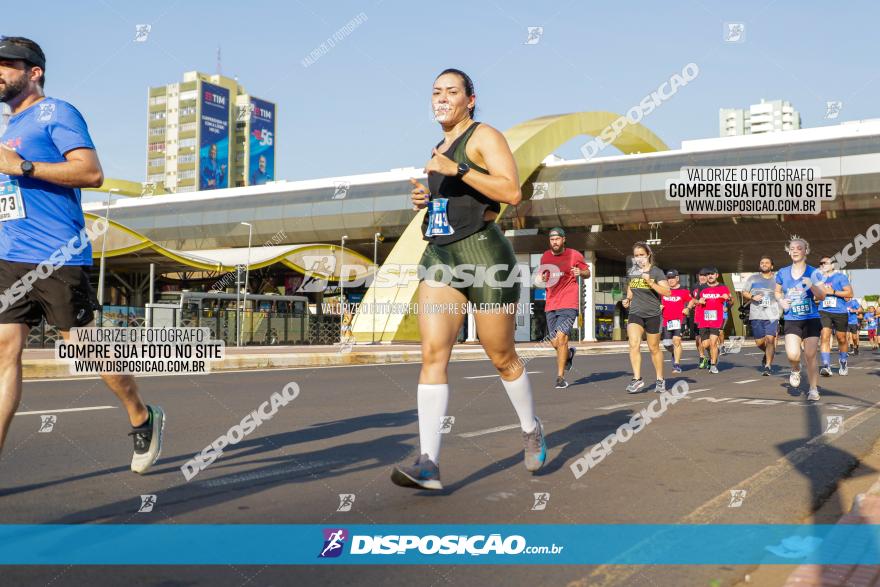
[464,371,540,380]
[734,379,760,384]
[15,405,117,416]
[198,459,353,487]
[458,423,522,438]
[596,401,646,410]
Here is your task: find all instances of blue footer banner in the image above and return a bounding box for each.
[1,525,879,565]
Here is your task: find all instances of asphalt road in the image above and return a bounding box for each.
[2,345,879,587]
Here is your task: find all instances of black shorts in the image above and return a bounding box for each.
[699,327,721,338]
[546,308,578,337]
[419,223,520,305]
[0,260,98,330]
[628,314,662,335]
[661,326,682,340]
[819,311,848,332]
[783,318,822,339]
[847,324,860,334]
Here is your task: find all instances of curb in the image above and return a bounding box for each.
[23,342,641,380]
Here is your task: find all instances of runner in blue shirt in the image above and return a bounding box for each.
[816,255,853,376]
[774,237,827,401]
[845,299,862,356]
[867,307,879,353]
[0,36,164,474]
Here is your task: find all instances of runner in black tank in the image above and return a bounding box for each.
[391,69,546,491]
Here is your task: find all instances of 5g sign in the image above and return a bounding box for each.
[258,129,274,146]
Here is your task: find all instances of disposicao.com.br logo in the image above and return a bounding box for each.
[318,528,564,558]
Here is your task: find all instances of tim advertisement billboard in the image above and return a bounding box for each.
[199,82,230,190]
[248,97,275,186]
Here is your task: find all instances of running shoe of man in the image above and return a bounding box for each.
[565,347,576,372]
[709,364,719,374]
[672,364,682,374]
[789,369,801,388]
[626,378,645,394]
[391,454,443,490]
[654,379,666,393]
[820,365,833,377]
[130,405,166,474]
[839,361,848,376]
[806,388,820,402]
[522,417,547,473]
[555,376,569,389]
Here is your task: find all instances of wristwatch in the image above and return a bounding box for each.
[456,162,470,178]
[20,160,35,177]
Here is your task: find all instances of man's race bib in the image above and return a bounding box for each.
[760,296,772,308]
[791,299,813,317]
[703,310,718,322]
[0,180,26,222]
[425,197,454,237]
[666,319,681,331]
[822,297,838,309]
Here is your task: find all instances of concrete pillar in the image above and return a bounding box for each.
[582,250,596,341]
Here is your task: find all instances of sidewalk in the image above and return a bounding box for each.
[23,339,654,380]
[737,437,880,587]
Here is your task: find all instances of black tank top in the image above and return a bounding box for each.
[421,121,501,245]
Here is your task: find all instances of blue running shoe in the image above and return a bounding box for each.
[522,417,546,473]
[391,454,442,490]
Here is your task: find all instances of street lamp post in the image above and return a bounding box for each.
[340,235,348,344]
[372,232,383,344]
[237,222,253,347]
[97,188,119,326]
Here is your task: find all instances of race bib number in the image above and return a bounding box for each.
[703,310,718,322]
[425,197,454,237]
[822,297,837,309]
[760,297,772,308]
[0,180,26,222]
[666,319,681,331]
[791,299,813,317]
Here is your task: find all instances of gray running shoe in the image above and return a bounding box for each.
[130,405,165,474]
[391,453,442,490]
[522,417,547,473]
[626,379,645,394]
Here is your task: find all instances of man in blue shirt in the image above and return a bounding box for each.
[250,154,271,185]
[845,299,862,356]
[0,37,164,474]
[200,143,226,189]
[816,256,854,376]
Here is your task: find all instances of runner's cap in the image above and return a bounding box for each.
[0,40,45,70]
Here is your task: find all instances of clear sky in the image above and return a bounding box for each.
[5,0,880,293]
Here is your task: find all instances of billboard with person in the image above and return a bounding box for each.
[198,82,230,190]
[248,97,275,185]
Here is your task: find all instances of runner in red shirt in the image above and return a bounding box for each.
[660,269,691,373]
[535,227,590,389]
[695,267,730,374]
[688,270,709,368]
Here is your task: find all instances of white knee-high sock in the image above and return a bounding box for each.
[501,370,537,433]
[417,384,449,463]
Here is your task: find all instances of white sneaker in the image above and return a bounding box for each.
[789,370,801,388]
[806,388,820,402]
[130,405,165,474]
[839,361,848,376]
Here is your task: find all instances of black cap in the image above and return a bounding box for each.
[698,268,709,276]
[705,266,719,275]
[665,269,679,278]
[0,39,45,70]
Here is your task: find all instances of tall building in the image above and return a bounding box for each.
[719,99,800,137]
[146,71,276,193]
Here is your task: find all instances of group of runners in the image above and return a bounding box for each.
[0,40,874,493]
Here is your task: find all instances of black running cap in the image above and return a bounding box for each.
[0,41,45,70]
[665,269,679,278]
